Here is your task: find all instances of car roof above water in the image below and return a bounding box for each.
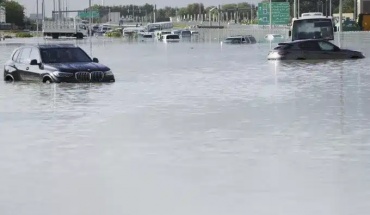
[37,44,78,49]
[16,44,78,49]
[278,38,330,45]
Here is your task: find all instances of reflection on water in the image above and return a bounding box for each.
[1,37,370,215]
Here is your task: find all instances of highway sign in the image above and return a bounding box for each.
[257,2,290,25]
[78,11,100,19]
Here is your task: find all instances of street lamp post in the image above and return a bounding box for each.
[89,0,92,56]
[269,0,272,31]
[294,0,297,18]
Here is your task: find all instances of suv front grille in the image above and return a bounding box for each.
[91,71,104,82]
[75,71,104,82]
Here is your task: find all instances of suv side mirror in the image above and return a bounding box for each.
[92,57,99,63]
[30,59,39,65]
[288,31,292,37]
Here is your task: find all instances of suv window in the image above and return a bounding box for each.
[274,44,292,50]
[247,36,256,43]
[40,47,92,63]
[298,41,321,51]
[29,48,41,62]
[318,41,336,51]
[12,49,20,61]
[18,48,32,64]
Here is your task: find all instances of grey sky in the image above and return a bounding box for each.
[15,0,260,16]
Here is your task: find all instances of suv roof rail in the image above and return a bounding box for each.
[38,44,77,48]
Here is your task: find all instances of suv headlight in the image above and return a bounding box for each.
[52,71,73,78]
[105,70,113,76]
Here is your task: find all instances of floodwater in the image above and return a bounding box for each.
[1,37,370,215]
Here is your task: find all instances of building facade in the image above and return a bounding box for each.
[358,0,370,14]
[0,6,5,23]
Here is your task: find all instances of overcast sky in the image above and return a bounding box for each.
[15,0,260,16]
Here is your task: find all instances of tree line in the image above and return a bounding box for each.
[88,3,258,22]
[87,0,356,23]
[0,0,25,27]
[0,0,357,28]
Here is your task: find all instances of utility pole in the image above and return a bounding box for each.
[42,0,44,31]
[153,5,156,23]
[322,2,324,13]
[198,3,201,22]
[330,0,332,15]
[218,4,221,26]
[89,0,92,56]
[58,0,61,21]
[339,0,343,32]
[294,0,297,18]
[298,0,300,17]
[108,7,111,23]
[354,0,357,20]
[339,0,342,47]
[250,3,253,23]
[53,0,55,19]
[269,0,272,31]
[36,0,39,33]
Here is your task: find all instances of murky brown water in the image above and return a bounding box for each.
[1,37,370,215]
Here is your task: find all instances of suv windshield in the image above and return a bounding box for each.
[40,48,92,63]
[247,36,256,43]
[224,38,241,43]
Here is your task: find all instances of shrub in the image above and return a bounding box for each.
[15,32,33,38]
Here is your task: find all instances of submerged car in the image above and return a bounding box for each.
[264,34,285,42]
[223,35,257,44]
[4,44,115,83]
[267,39,365,60]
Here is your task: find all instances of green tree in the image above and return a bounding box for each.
[334,0,354,13]
[186,3,204,15]
[2,0,25,27]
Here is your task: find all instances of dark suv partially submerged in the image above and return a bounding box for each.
[4,44,115,83]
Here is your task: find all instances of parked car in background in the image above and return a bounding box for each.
[162,34,180,43]
[223,35,257,44]
[267,39,365,60]
[4,44,115,83]
[265,34,285,42]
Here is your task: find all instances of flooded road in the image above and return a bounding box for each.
[1,37,370,215]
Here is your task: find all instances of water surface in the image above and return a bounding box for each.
[1,37,370,215]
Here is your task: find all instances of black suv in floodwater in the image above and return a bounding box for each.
[4,44,115,83]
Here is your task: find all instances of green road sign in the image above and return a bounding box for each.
[78,11,100,19]
[257,2,290,25]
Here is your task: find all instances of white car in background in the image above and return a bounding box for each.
[265,34,285,42]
